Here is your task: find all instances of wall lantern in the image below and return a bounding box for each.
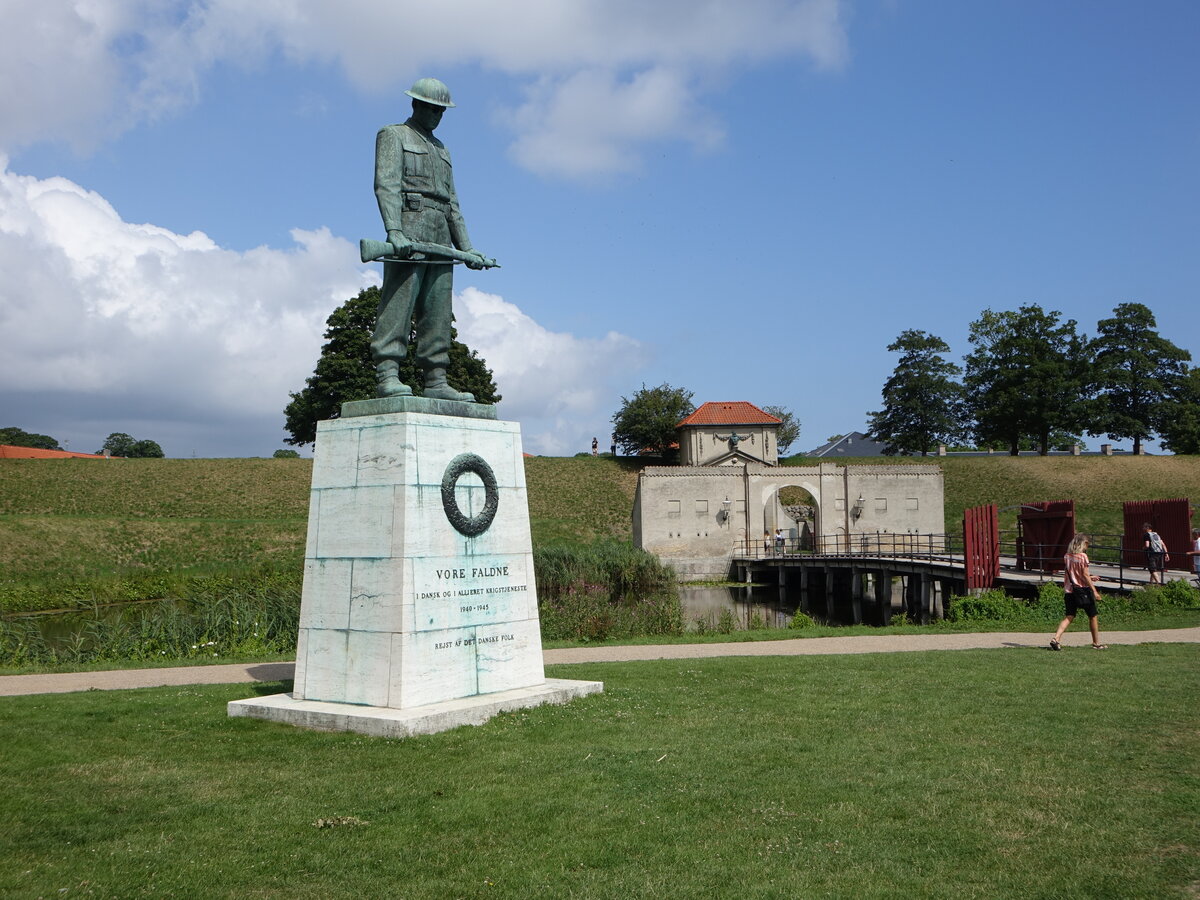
[720,496,732,523]
[851,495,866,520]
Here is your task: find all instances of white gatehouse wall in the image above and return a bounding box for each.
[632,462,945,580]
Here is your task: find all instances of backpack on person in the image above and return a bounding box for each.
[1148,531,1165,553]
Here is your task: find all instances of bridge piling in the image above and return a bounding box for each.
[876,569,893,625]
[851,567,863,625]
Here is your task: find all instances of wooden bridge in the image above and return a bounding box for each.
[732,533,1180,626]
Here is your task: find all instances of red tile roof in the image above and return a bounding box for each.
[677,402,781,428]
[0,445,112,459]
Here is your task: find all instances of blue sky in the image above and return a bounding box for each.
[1,0,1196,458]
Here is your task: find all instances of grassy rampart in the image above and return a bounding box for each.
[1,453,1197,616]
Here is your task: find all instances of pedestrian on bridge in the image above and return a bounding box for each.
[1186,528,1200,588]
[1050,534,1105,651]
[1143,522,1169,584]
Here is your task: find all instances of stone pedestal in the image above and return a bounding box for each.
[230,398,601,736]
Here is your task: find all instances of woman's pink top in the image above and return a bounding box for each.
[1063,552,1091,592]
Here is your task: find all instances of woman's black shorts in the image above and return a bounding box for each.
[1065,590,1097,617]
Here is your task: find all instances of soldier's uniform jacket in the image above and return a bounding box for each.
[374,119,473,251]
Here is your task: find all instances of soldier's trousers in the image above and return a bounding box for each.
[370,259,453,373]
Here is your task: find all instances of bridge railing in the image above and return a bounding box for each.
[998,531,1131,587]
[737,531,1141,588]
[736,532,961,563]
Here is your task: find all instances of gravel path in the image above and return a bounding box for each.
[2,627,1196,697]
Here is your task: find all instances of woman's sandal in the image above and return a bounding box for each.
[1091,644,1107,650]
[1049,639,1061,651]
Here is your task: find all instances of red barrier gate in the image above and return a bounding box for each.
[1123,498,1194,571]
[1017,500,1075,573]
[963,504,1000,589]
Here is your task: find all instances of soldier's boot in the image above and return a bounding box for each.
[376,362,412,398]
[423,368,475,402]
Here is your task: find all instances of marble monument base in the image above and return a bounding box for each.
[228,678,602,739]
[230,397,601,737]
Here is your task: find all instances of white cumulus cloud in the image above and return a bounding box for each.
[0,0,849,178]
[455,287,647,455]
[0,159,371,452]
[0,160,644,456]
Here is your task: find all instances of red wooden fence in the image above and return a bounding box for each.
[1122,498,1194,571]
[1017,500,1075,573]
[963,504,1000,589]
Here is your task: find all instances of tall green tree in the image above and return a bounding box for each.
[1091,302,1191,455]
[611,383,694,458]
[761,405,801,454]
[0,427,60,450]
[1157,365,1200,455]
[97,433,163,458]
[867,330,964,456]
[284,286,501,445]
[97,433,136,457]
[963,305,1090,456]
[130,439,165,458]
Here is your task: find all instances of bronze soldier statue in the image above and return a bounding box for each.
[370,77,495,401]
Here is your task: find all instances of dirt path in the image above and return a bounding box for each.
[2,627,1196,697]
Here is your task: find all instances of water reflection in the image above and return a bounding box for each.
[678,583,806,631]
[4,599,189,650]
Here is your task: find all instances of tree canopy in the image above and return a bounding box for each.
[867,330,964,456]
[761,405,800,454]
[611,383,694,458]
[1091,302,1191,454]
[1157,365,1200,455]
[98,433,164,458]
[963,305,1089,455]
[0,426,60,450]
[284,286,501,445]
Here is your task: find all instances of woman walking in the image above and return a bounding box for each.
[1050,534,1105,651]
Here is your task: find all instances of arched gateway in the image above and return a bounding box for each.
[632,462,945,580]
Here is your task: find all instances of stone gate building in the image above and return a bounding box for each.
[633,461,945,580]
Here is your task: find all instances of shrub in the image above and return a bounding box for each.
[1121,580,1200,614]
[788,611,815,629]
[1031,582,1065,620]
[1159,579,1200,608]
[946,589,1029,623]
[716,608,738,634]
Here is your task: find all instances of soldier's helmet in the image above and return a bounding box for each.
[405,77,455,108]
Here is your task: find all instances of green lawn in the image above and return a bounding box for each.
[2,646,1196,898]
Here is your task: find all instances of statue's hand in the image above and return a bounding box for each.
[464,250,489,270]
[387,231,414,259]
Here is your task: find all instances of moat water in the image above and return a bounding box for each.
[679,583,815,631]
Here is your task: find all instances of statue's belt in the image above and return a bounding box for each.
[405,192,451,213]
